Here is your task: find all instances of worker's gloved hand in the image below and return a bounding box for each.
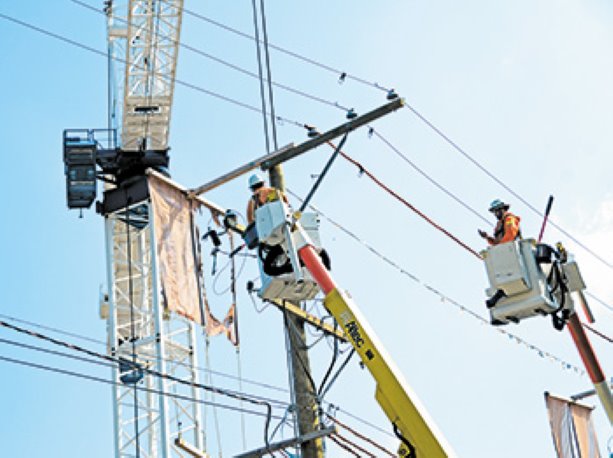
[478,229,488,239]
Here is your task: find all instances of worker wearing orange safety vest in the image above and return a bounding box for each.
[478,199,521,246]
[246,174,288,224]
[479,199,522,313]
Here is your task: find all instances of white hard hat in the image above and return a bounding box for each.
[248,174,264,189]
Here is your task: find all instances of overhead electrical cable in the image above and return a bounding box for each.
[286,189,587,375]
[327,414,395,457]
[0,309,410,442]
[329,141,483,260]
[0,12,305,129]
[159,0,613,272]
[582,323,613,345]
[0,318,280,446]
[585,292,613,314]
[329,405,396,440]
[179,5,389,92]
[5,6,607,445]
[371,128,491,226]
[328,433,361,457]
[0,309,294,394]
[0,353,282,420]
[0,319,289,409]
[332,432,377,458]
[0,337,114,369]
[68,1,613,271]
[250,0,271,154]
[73,0,348,111]
[400,105,613,271]
[0,312,107,346]
[318,348,355,400]
[258,0,280,151]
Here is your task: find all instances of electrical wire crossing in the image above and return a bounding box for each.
[0,353,282,420]
[0,11,305,129]
[0,311,397,442]
[61,2,613,274]
[328,141,484,260]
[400,104,613,271]
[0,319,280,423]
[179,4,390,93]
[286,189,588,376]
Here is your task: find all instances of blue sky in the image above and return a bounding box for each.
[0,1,612,457]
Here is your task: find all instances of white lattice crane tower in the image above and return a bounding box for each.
[102,1,204,456]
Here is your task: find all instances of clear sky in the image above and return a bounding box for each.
[0,1,611,457]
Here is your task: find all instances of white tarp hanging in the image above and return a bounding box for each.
[149,174,203,324]
[545,392,601,458]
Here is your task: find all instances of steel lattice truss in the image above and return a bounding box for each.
[105,204,204,458]
[108,0,183,151]
[104,2,199,456]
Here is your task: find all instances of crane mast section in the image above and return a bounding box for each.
[122,0,183,151]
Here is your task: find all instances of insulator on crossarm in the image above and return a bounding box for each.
[387,89,398,100]
[304,124,320,138]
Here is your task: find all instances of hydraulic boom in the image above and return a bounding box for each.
[295,225,456,457]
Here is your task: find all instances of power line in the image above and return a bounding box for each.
[251,0,272,154]
[180,0,613,274]
[0,312,107,346]
[0,310,398,442]
[0,11,304,129]
[328,433,360,457]
[330,405,396,440]
[286,189,587,375]
[401,104,613,271]
[0,336,113,369]
[371,128,491,226]
[0,310,290,394]
[371,128,613,316]
[10,5,608,279]
[326,414,395,457]
[0,319,282,413]
[180,5,389,93]
[1,316,418,451]
[582,323,613,344]
[332,432,377,458]
[72,0,349,112]
[258,0,280,151]
[585,291,613,314]
[0,353,283,420]
[331,142,483,260]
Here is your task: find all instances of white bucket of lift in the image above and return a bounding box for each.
[484,239,562,324]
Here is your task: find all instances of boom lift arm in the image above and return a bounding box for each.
[293,224,456,457]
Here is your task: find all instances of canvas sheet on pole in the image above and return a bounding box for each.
[149,175,202,324]
[545,393,601,458]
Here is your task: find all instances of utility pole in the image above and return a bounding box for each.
[269,164,324,458]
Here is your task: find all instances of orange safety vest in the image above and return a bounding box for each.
[253,187,282,206]
[490,212,521,245]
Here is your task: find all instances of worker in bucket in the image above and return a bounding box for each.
[478,199,522,309]
[478,199,521,246]
[246,174,288,224]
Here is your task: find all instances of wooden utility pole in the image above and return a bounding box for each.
[269,164,324,458]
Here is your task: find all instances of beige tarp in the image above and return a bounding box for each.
[149,174,239,345]
[149,175,203,324]
[204,300,238,346]
[545,393,601,458]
